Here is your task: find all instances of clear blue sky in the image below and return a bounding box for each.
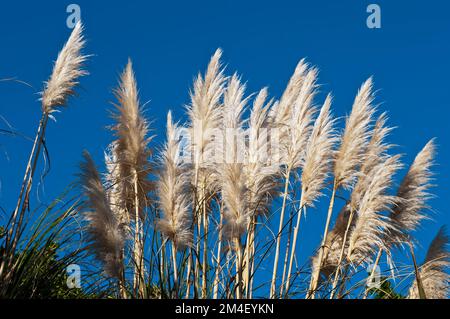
[0,1,449,296]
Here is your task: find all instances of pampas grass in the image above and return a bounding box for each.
[363,139,436,298]
[219,75,249,298]
[186,49,226,298]
[0,22,88,284]
[271,63,317,298]
[331,113,394,298]
[41,22,88,114]
[346,155,402,265]
[283,94,336,295]
[308,78,377,298]
[333,78,377,189]
[389,139,436,246]
[157,111,193,249]
[80,151,125,280]
[408,227,449,299]
[156,111,193,297]
[243,88,278,297]
[111,60,153,297]
[300,94,337,207]
[3,24,448,299]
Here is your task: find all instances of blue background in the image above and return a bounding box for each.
[0,0,448,296]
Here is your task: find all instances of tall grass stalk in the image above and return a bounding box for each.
[0,22,87,283]
[270,169,291,298]
[307,180,337,298]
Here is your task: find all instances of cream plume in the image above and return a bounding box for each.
[104,142,130,232]
[156,111,193,249]
[282,67,318,170]
[301,94,337,207]
[187,49,226,176]
[112,60,153,216]
[334,78,376,189]
[269,59,308,126]
[389,139,436,245]
[311,114,394,277]
[41,22,88,114]
[408,227,450,299]
[310,206,352,280]
[347,155,402,264]
[244,88,278,215]
[220,75,249,238]
[349,113,395,212]
[80,151,124,279]
[361,112,394,175]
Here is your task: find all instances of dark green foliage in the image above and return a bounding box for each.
[0,191,99,299]
[367,277,405,299]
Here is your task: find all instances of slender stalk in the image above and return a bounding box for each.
[284,204,306,295]
[279,207,293,296]
[307,179,337,299]
[185,252,192,298]
[0,114,49,281]
[410,244,427,299]
[194,213,201,297]
[244,216,255,298]
[192,167,201,298]
[118,248,127,299]
[213,202,224,299]
[248,221,256,299]
[171,241,179,298]
[201,186,208,298]
[234,237,243,299]
[132,170,145,298]
[329,208,355,299]
[270,168,291,298]
[336,263,350,298]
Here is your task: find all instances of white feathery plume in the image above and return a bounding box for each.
[3,22,88,279]
[104,142,130,232]
[186,49,226,299]
[41,22,88,114]
[301,94,337,206]
[283,67,318,170]
[244,88,278,215]
[187,49,226,186]
[111,60,153,296]
[80,151,124,279]
[284,95,336,295]
[112,60,153,215]
[313,114,394,291]
[389,139,436,246]
[310,206,352,280]
[346,155,402,265]
[349,113,395,213]
[360,112,394,176]
[307,79,378,298]
[269,59,308,126]
[271,64,317,298]
[334,78,377,189]
[328,115,396,297]
[243,88,278,298]
[220,74,250,238]
[408,227,450,299]
[156,111,193,249]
